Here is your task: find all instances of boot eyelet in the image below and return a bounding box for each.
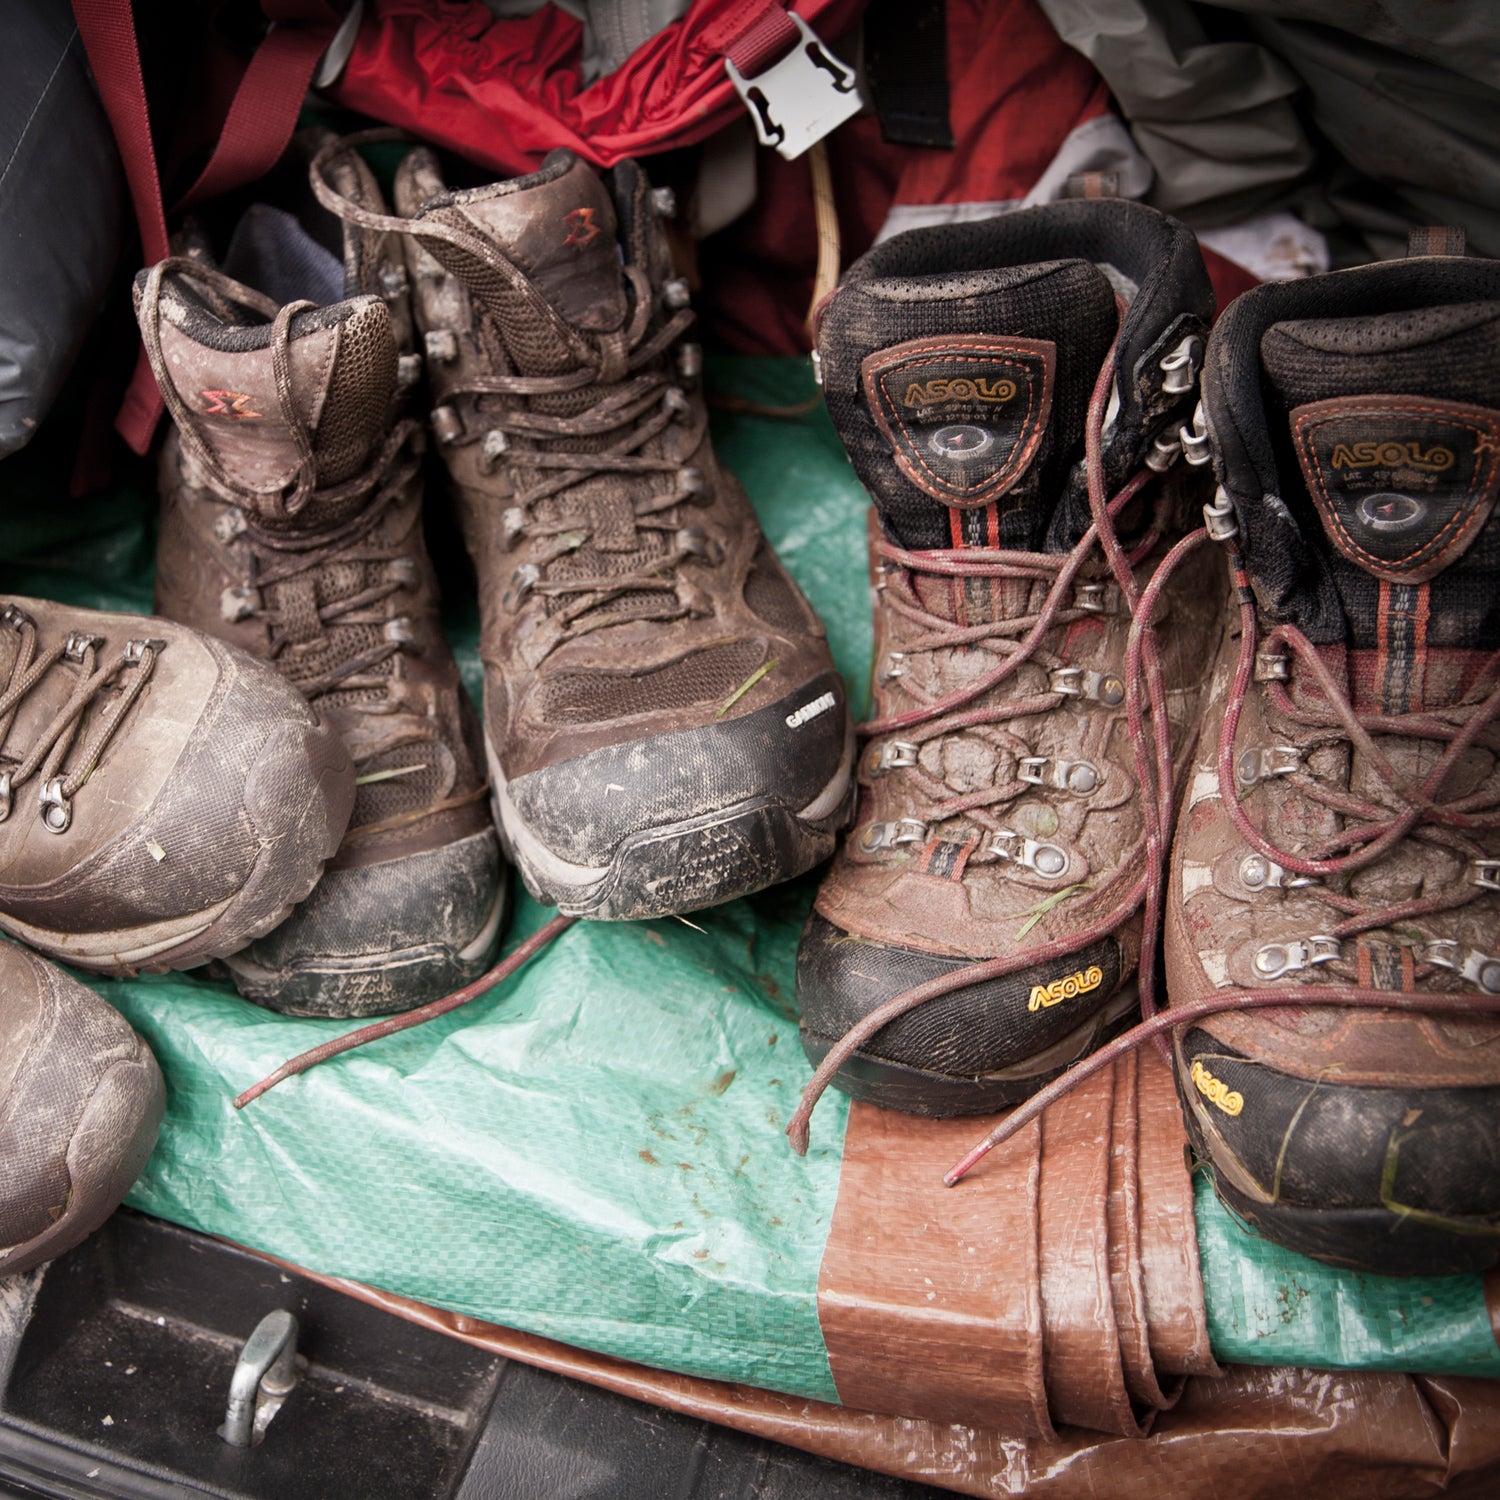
[39,778,72,834]
[63,632,103,663]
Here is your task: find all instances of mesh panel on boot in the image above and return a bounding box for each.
[532,640,767,725]
[742,549,809,632]
[315,306,399,485]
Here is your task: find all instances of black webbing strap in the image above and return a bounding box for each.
[863,0,954,149]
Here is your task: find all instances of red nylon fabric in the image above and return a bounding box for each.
[328,0,867,175]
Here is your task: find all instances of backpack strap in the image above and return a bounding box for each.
[69,0,338,452]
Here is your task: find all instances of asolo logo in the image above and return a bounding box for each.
[1330,439,1454,472]
[1027,964,1103,1012]
[1190,1060,1244,1117]
[903,376,1017,408]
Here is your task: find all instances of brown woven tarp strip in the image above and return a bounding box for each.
[1107,1050,1175,1414]
[1137,1045,1218,1376]
[816,1043,1212,1435]
[1038,1061,1140,1435]
[816,1102,1050,1435]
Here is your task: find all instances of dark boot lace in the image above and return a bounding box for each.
[1218,600,1500,974]
[860,490,1166,874]
[139,257,425,703]
[308,134,705,665]
[934,498,1500,1190]
[0,606,165,833]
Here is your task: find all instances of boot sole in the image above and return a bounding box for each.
[0,716,354,976]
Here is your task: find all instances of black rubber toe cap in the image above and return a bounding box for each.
[1177,1028,1500,1275]
[796,911,1127,1116]
[223,828,506,1018]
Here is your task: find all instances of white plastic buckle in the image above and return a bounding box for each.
[867,740,919,774]
[725,15,862,161]
[1235,745,1302,786]
[1423,941,1500,995]
[1018,756,1101,794]
[1049,667,1125,706]
[859,817,928,852]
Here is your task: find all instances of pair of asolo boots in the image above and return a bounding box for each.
[794,207,1500,1281]
[2,134,856,1277]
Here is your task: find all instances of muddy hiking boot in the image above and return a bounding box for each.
[0,595,351,973]
[794,201,1224,1118]
[1,943,164,1278]
[1167,241,1500,1276]
[136,145,505,1018]
[310,136,854,921]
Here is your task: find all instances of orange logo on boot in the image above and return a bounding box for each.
[902,376,1017,408]
[1027,964,1103,1011]
[563,208,601,247]
[1330,439,1453,472]
[1191,1060,1244,1116]
[201,390,261,419]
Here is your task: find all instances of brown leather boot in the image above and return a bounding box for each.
[311,139,854,921]
[0,594,351,972]
[797,201,1223,1116]
[1,942,164,1277]
[136,154,504,1018]
[1166,247,1500,1275]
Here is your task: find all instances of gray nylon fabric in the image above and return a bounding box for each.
[1035,1,1500,260]
[0,0,124,457]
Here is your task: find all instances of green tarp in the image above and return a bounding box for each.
[3,354,1496,1395]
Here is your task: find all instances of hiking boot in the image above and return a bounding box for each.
[137,148,505,1018]
[1166,245,1500,1275]
[310,139,854,920]
[797,201,1223,1116]
[0,595,351,971]
[1,943,164,1278]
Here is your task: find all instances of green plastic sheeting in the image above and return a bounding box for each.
[2,354,1496,1396]
[1197,1175,1500,1376]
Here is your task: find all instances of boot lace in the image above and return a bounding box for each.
[307,132,706,662]
[140,257,425,703]
[0,607,165,833]
[936,504,1500,1189]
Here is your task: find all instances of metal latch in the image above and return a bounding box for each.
[219,1310,301,1448]
[725,15,862,160]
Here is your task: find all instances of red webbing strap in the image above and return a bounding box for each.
[725,6,799,76]
[70,0,171,452]
[69,0,334,453]
[178,9,332,207]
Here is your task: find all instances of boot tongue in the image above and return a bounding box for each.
[418,152,627,366]
[1261,305,1500,685]
[820,259,1118,556]
[150,279,398,506]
